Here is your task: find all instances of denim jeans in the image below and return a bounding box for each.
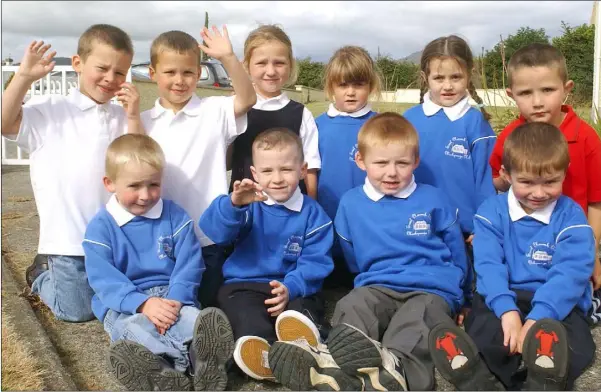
[103,285,201,372]
[31,254,95,322]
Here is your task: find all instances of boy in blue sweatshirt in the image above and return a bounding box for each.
[429,123,596,391]
[268,113,474,391]
[83,134,235,391]
[199,128,334,383]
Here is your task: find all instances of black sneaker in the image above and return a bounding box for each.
[269,339,364,391]
[107,339,191,391]
[25,254,48,287]
[327,323,408,391]
[190,307,235,391]
[522,318,569,390]
[428,323,505,391]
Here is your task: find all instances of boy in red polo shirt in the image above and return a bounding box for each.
[489,43,601,290]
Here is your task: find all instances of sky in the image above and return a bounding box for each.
[0,1,596,65]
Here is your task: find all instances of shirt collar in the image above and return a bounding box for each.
[149,94,203,119]
[253,92,290,111]
[507,187,556,224]
[515,105,578,142]
[106,194,164,226]
[327,103,373,118]
[422,91,471,122]
[262,187,303,212]
[68,88,112,112]
[362,176,417,202]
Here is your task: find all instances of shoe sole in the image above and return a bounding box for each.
[107,340,191,391]
[276,310,321,347]
[327,324,401,391]
[191,307,235,391]
[269,341,362,391]
[233,336,274,380]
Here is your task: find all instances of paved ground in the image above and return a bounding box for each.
[1,164,600,390]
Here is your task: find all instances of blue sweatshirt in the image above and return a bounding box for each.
[334,181,471,313]
[198,191,334,301]
[83,198,204,321]
[473,192,595,321]
[403,105,496,234]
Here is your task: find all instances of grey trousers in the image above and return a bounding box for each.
[332,285,456,391]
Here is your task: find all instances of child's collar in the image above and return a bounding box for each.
[150,94,202,119]
[507,188,556,224]
[327,103,372,118]
[422,91,471,122]
[261,187,303,212]
[362,176,417,202]
[106,194,163,226]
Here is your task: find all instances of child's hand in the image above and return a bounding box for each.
[592,257,601,290]
[517,319,536,354]
[114,82,141,119]
[265,280,289,317]
[465,234,474,245]
[231,179,268,207]
[138,297,179,333]
[500,310,522,354]
[162,298,183,315]
[455,307,471,326]
[198,25,235,62]
[18,41,56,82]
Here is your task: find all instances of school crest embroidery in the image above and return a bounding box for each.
[445,137,470,160]
[526,241,555,266]
[284,235,304,258]
[157,235,174,260]
[349,143,358,162]
[406,212,432,236]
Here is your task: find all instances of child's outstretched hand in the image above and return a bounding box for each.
[265,280,289,317]
[231,178,268,207]
[198,25,234,61]
[500,310,522,355]
[18,41,56,82]
[115,82,141,119]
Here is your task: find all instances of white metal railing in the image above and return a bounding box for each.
[1,65,131,165]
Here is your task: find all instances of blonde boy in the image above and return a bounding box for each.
[1,24,144,322]
[83,134,235,391]
[141,28,256,308]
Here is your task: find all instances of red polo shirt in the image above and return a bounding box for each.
[490,105,601,214]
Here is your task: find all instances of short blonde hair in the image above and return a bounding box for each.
[324,46,382,100]
[77,24,133,62]
[243,24,298,87]
[502,122,569,175]
[358,112,419,159]
[252,128,304,163]
[507,43,568,86]
[105,134,165,181]
[150,30,200,68]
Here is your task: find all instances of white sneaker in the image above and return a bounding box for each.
[232,336,275,381]
[275,309,324,349]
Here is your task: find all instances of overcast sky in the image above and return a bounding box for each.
[1,1,596,65]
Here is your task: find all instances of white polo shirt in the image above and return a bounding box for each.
[141,94,247,247]
[9,89,128,256]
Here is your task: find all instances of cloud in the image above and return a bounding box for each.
[1,1,595,64]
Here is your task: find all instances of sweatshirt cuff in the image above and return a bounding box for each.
[491,295,519,318]
[283,278,302,302]
[121,292,150,314]
[527,304,558,321]
[219,195,249,220]
[166,283,196,306]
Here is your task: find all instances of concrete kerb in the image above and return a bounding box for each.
[1,257,78,391]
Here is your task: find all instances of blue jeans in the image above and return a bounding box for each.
[31,255,95,322]
[103,286,201,372]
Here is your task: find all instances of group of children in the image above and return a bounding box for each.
[1,19,600,392]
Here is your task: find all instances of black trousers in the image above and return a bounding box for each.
[465,291,595,390]
[198,244,232,308]
[216,281,329,343]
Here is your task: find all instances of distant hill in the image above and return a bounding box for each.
[402,51,422,64]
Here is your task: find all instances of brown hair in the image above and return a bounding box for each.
[357,112,419,159]
[243,24,297,86]
[252,127,304,163]
[150,30,200,68]
[502,122,569,175]
[77,24,133,61]
[507,43,568,86]
[323,46,382,101]
[105,134,165,181]
[419,35,491,122]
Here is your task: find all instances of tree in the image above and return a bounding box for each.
[295,57,325,89]
[552,22,595,104]
[375,55,420,90]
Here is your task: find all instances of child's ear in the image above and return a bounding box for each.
[499,165,511,185]
[564,80,574,94]
[149,66,157,81]
[71,55,82,74]
[506,87,514,100]
[103,176,115,193]
[355,151,367,171]
[250,165,259,183]
[299,162,308,180]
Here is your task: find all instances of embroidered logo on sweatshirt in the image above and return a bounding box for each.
[526,242,555,266]
[349,143,358,162]
[406,212,432,236]
[445,137,470,160]
[284,235,303,258]
[157,235,174,260]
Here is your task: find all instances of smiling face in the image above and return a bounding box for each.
[247,40,291,98]
[150,49,200,112]
[423,57,468,107]
[250,144,307,202]
[502,167,565,214]
[104,162,162,216]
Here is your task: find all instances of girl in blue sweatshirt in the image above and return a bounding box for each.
[316,46,380,289]
[403,35,497,241]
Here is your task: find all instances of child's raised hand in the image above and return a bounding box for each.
[231,178,268,207]
[500,310,522,354]
[115,82,141,119]
[18,41,56,82]
[198,25,234,61]
[265,280,289,317]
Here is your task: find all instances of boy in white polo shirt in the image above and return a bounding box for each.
[141,28,256,308]
[1,24,144,322]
